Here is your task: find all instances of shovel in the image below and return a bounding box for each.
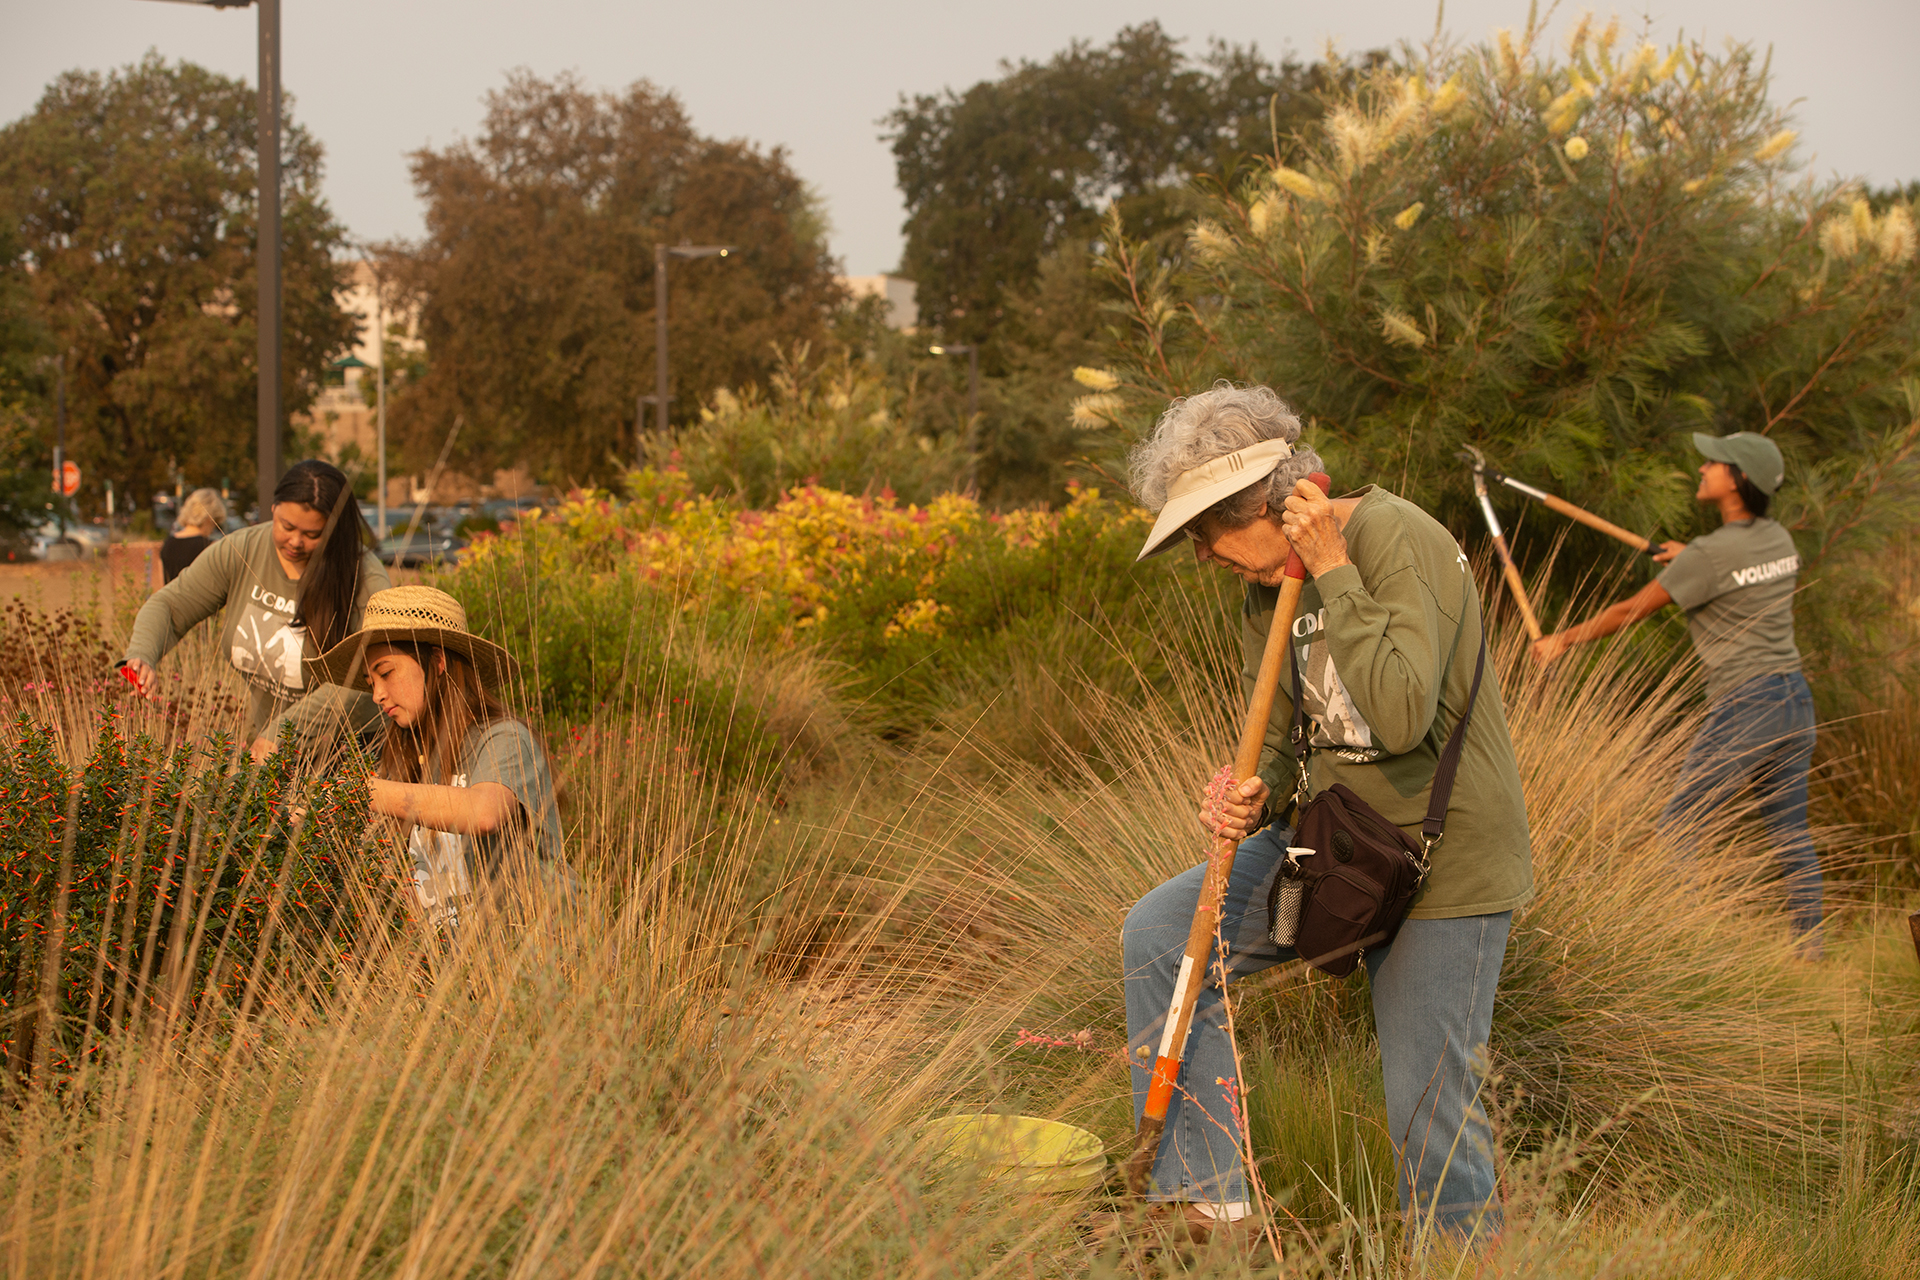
[1122,471,1329,1197]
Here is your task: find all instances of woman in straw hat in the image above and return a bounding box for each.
[308,584,576,931]
[1120,384,1531,1245]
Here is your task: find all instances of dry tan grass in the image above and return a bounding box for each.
[0,569,1916,1278]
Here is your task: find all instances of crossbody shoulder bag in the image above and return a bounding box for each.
[1267,584,1488,976]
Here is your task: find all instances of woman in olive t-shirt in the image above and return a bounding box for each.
[1533,432,1821,947]
[123,460,387,761]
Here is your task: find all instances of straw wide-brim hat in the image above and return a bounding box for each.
[1136,437,1295,561]
[306,585,520,691]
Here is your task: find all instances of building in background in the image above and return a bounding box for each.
[294,260,419,468]
[838,274,917,331]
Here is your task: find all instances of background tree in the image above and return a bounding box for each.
[0,222,52,545]
[385,70,845,485]
[882,24,1375,503]
[1085,17,1919,673]
[886,23,1361,345]
[0,54,354,513]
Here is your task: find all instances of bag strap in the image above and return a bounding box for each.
[1419,634,1487,856]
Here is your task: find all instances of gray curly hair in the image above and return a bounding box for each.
[1128,382,1325,527]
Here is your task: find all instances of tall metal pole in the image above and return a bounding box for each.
[374,267,387,537]
[654,243,670,437]
[256,0,282,518]
[53,354,66,535]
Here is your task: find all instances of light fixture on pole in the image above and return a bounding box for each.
[141,0,281,520]
[928,343,983,490]
[641,244,735,453]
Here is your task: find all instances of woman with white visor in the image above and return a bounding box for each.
[1120,383,1532,1245]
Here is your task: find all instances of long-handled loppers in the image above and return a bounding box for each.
[1123,471,1330,1198]
[1464,452,1663,557]
[1460,447,1543,641]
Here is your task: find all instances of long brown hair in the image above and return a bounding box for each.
[377,644,513,783]
[278,459,373,653]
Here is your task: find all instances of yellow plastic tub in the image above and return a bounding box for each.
[917,1114,1107,1194]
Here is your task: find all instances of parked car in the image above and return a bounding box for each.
[376,526,467,568]
[28,518,109,561]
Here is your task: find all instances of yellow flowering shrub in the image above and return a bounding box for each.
[448,471,1183,730]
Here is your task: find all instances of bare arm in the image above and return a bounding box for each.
[368,778,522,834]
[1531,579,1673,665]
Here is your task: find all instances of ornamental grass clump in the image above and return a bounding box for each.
[0,554,1917,1274]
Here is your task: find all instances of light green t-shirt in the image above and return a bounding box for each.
[124,522,389,747]
[410,719,576,930]
[1245,487,1533,920]
[1655,518,1803,703]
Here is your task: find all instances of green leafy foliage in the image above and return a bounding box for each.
[886,22,1361,345]
[1088,19,1920,668]
[0,53,355,506]
[672,343,967,507]
[0,716,384,1078]
[436,522,782,788]
[382,69,846,484]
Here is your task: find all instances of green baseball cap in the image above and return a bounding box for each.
[1691,431,1785,494]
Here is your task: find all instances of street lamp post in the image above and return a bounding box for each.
[641,243,734,456]
[368,253,388,538]
[144,0,281,519]
[928,343,982,490]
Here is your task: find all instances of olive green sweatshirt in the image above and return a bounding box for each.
[1243,486,1533,919]
[124,523,388,749]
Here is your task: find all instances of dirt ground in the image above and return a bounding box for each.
[0,543,165,624]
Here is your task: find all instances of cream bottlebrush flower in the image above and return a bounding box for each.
[1072,366,1120,391]
[1496,29,1522,82]
[1394,201,1425,230]
[1850,198,1875,241]
[1819,213,1859,260]
[1071,392,1125,428]
[1328,107,1375,176]
[1384,75,1425,136]
[1564,136,1590,161]
[1380,308,1428,348]
[1628,43,1660,87]
[1248,191,1284,236]
[1753,129,1797,162]
[1682,177,1706,194]
[1188,220,1237,259]
[1877,206,1917,264]
[1271,165,1329,201]
[1431,75,1466,114]
[1566,13,1592,55]
[1653,46,1684,84]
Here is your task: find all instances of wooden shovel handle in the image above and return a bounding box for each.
[1124,472,1328,1196]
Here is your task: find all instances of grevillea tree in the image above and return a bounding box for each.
[1080,13,1919,660]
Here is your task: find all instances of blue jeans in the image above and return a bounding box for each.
[1122,823,1512,1240]
[1659,671,1822,940]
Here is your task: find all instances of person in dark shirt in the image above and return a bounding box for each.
[160,488,227,583]
[1533,432,1820,950]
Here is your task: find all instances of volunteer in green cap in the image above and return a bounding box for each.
[1532,432,1821,949]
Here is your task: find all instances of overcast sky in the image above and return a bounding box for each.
[5,0,1915,274]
